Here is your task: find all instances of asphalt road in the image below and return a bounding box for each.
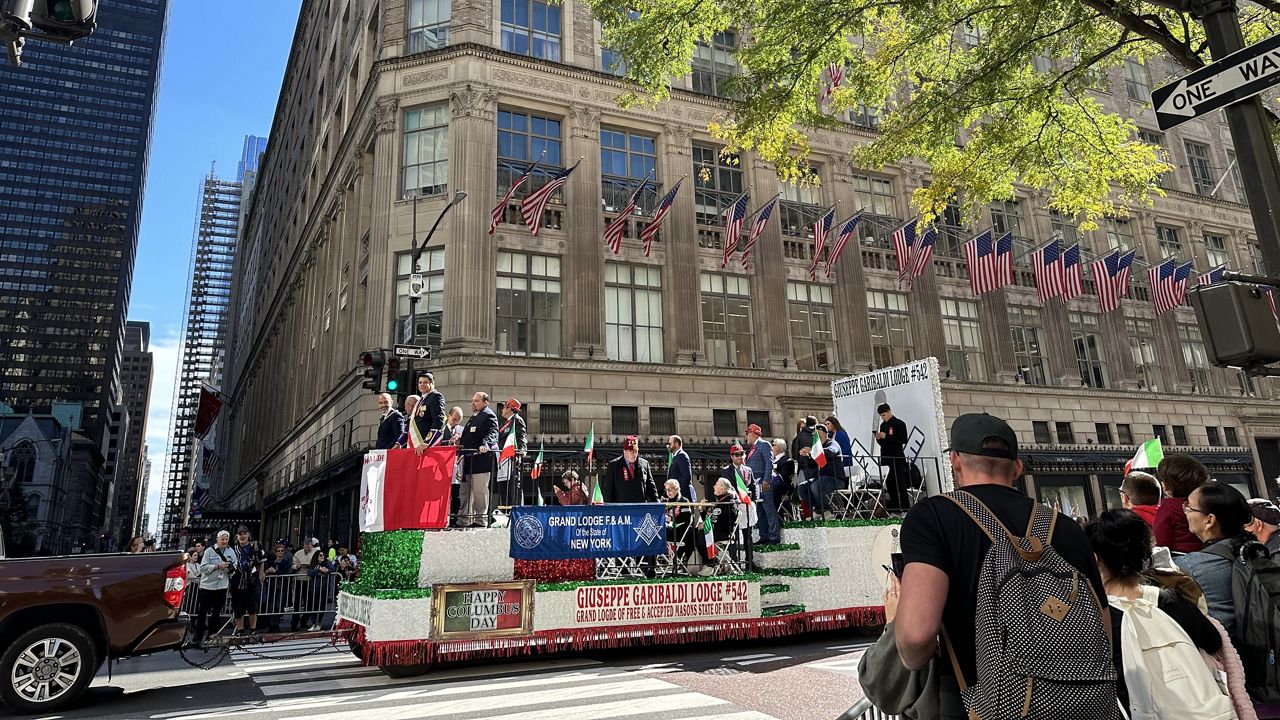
[33,630,876,720]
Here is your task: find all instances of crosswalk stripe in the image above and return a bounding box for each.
[720,653,775,662]
[734,655,791,666]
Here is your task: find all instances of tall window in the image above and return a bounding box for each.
[779,168,823,239]
[942,298,986,382]
[605,262,663,362]
[1056,422,1076,444]
[700,272,753,367]
[1105,217,1135,252]
[402,105,449,195]
[1138,130,1170,187]
[1185,141,1215,196]
[1156,225,1183,261]
[1207,426,1222,447]
[1116,424,1133,445]
[600,128,657,213]
[1123,59,1150,101]
[854,174,896,217]
[650,407,676,436]
[1227,150,1248,203]
[1050,210,1080,247]
[990,199,1025,238]
[600,11,638,76]
[937,200,968,258]
[497,110,562,225]
[395,249,445,351]
[1205,233,1230,268]
[1125,317,1162,391]
[867,291,913,369]
[787,282,836,371]
[1225,427,1239,446]
[1179,324,1212,392]
[847,103,881,130]
[1250,242,1266,274]
[497,252,562,356]
[501,0,561,61]
[713,409,738,437]
[963,22,985,46]
[1095,423,1114,444]
[693,145,743,235]
[1071,312,1108,388]
[1033,421,1052,444]
[1009,306,1048,386]
[692,30,737,97]
[407,0,449,53]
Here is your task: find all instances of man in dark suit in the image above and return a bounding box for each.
[875,402,910,510]
[665,434,695,501]
[497,397,527,506]
[458,391,499,527]
[602,436,657,504]
[415,372,446,446]
[375,393,404,450]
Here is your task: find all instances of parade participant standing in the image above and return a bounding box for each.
[666,435,695,501]
[458,392,499,527]
[771,438,796,518]
[875,403,910,510]
[745,425,778,545]
[602,436,657,503]
[395,395,421,448]
[375,393,404,450]
[497,398,527,506]
[416,372,446,443]
[792,416,818,516]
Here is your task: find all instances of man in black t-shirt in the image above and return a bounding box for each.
[895,413,1105,720]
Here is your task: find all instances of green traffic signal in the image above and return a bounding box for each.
[386,375,400,392]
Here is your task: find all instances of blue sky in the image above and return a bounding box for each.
[132,1,301,534]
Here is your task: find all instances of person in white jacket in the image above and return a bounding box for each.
[191,530,235,646]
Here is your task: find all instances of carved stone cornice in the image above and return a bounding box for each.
[449,83,497,121]
[568,105,602,139]
[373,97,399,134]
[663,124,694,156]
[830,154,855,179]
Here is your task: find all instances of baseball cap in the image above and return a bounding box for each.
[622,435,638,451]
[746,423,763,435]
[308,537,319,546]
[505,397,521,411]
[729,444,744,455]
[236,525,250,534]
[1249,498,1280,526]
[815,423,829,436]
[944,413,1018,460]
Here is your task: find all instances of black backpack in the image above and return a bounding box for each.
[1203,538,1280,701]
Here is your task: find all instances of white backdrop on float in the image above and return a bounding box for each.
[831,357,952,495]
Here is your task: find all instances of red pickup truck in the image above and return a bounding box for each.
[0,534,190,714]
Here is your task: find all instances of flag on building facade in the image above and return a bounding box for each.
[905,226,938,287]
[1150,259,1194,315]
[519,161,580,237]
[530,443,545,480]
[891,219,918,284]
[359,448,456,531]
[742,194,780,270]
[721,192,750,268]
[808,205,836,281]
[190,484,212,514]
[1030,240,1062,302]
[825,212,863,278]
[194,385,224,438]
[963,230,1012,295]
[1060,244,1085,301]
[603,177,648,255]
[201,446,223,478]
[821,63,845,101]
[1092,249,1136,313]
[640,179,682,256]
[584,423,595,465]
[1196,264,1226,286]
[1124,438,1164,475]
[490,159,540,235]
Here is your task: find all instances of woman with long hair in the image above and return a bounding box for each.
[1175,482,1254,636]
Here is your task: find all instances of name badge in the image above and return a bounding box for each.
[467,426,475,432]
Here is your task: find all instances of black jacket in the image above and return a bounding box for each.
[773,453,795,485]
[707,493,738,540]
[499,412,527,456]
[602,455,657,504]
[376,410,405,450]
[460,405,499,475]
[793,427,817,475]
[665,495,692,534]
[878,416,909,458]
[419,390,445,437]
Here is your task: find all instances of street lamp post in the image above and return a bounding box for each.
[405,189,467,377]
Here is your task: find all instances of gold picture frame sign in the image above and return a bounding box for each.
[430,580,535,641]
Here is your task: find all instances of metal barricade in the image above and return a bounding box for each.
[838,699,899,720]
[183,572,344,638]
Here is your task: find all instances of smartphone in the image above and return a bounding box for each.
[890,552,904,579]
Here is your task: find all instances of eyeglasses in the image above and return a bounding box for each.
[731,453,745,457]
[1183,503,1207,515]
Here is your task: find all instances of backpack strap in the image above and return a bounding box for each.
[942,490,1019,548]
[1201,541,1238,563]
[940,627,981,720]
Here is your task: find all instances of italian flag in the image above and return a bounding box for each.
[585,423,595,465]
[499,430,517,463]
[734,468,754,505]
[530,443,544,480]
[703,515,717,559]
[1125,438,1164,474]
[591,480,604,505]
[810,432,827,468]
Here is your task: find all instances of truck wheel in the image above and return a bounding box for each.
[0,622,98,714]
[379,663,431,678]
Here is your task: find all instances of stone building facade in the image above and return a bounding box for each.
[216,0,1280,547]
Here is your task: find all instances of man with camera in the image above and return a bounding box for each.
[230,525,265,636]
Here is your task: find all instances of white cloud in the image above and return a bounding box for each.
[143,326,183,537]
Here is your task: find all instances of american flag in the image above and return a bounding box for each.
[720,192,750,268]
[908,226,938,283]
[1149,259,1194,315]
[201,446,223,477]
[963,230,1012,295]
[822,63,845,101]
[890,219,918,284]
[190,485,212,514]
[603,178,648,255]
[1060,244,1084,301]
[490,160,539,235]
[741,194,780,269]
[808,205,836,280]
[1091,250,1136,313]
[825,212,864,278]
[640,178,682,256]
[519,161,579,237]
[1030,240,1062,302]
[1196,264,1227,286]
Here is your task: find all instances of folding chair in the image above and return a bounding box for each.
[710,541,744,575]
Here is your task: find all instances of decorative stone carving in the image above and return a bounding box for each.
[449,83,497,120]
[331,189,346,219]
[830,154,855,178]
[403,67,449,88]
[491,68,574,96]
[373,97,399,134]
[663,124,694,156]
[569,105,602,139]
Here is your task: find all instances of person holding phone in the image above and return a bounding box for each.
[875,403,910,510]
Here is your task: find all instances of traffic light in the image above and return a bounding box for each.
[360,350,385,393]
[385,356,402,392]
[1191,282,1280,368]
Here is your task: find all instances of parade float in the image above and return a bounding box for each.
[337,359,948,676]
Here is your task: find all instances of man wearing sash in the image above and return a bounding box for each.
[602,436,657,504]
[496,397,527,506]
[416,372,446,446]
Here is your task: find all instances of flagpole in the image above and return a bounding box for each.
[744,191,783,220]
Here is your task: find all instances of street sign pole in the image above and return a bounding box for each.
[1194,1,1280,277]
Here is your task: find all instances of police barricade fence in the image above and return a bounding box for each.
[181,571,346,634]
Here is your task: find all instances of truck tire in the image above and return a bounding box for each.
[0,622,98,714]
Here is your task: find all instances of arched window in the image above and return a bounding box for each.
[9,442,35,487]
[24,493,40,518]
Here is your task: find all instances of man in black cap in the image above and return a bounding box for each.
[1247,498,1280,555]
[892,413,1107,719]
[875,403,910,510]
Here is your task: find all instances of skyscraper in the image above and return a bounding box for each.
[0,0,168,537]
[113,320,153,547]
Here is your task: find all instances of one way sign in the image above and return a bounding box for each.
[1153,32,1280,130]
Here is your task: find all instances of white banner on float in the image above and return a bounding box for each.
[831,357,952,494]
[572,580,756,627]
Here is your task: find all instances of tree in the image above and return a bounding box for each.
[591,0,1280,225]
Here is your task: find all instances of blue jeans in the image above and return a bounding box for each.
[757,488,779,543]
[800,475,840,513]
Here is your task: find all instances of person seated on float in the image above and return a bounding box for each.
[663,479,696,565]
[554,469,587,505]
[698,479,740,574]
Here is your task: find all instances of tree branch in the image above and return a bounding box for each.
[1077,0,1206,70]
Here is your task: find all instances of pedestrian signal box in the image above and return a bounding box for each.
[1190,281,1280,369]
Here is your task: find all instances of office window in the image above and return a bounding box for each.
[1227,150,1248,203]
[1056,422,1076,444]
[1105,217,1135,252]
[693,144,744,227]
[402,104,449,195]
[1185,141,1215,196]
[600,10,638,76]
[1207,426,1221,447]
[1156,225,1183,261]
[746,411,773,437]
[1070,312,1107,389]
[1010,306,1049,386]
[605,262,663,363]
[700,272,753,367]
[496,251,562,356]
[407,0,449,53]
[600,128,658,213]
[1204,233,1229,269]
[942,298,986,382]
[1125,317,1162,391]
[395,249,446,350]
[989,199,1025,238]
[713,409,738,437]
[650,407,676,436]
[1179,324,1212,391]
[501,0,561,61]
[612,406,639,435]
[1123,59,1150,101]
[1116,423,1133,445]
[1172,425,1188,446]
[539,403,569,434]
[963,22,985,45]
[1250,243,1266,274]
[787,282,836,371]
[1153,424,1168,443]
[692,30,737,98]
[778,168,823,239]
[497,108,563,206]
[1225,427,1239,446]
[853,174,896,217]
[1138,130,1170,187]
[1033,421,1052,445]
[1095,423,1114,445]
[1050,210,1080,247]
[847,103,881,130]
[867,291,913,369]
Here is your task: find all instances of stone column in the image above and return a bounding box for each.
[828,157,874,372]
[977,291,1018,383]
[363,97,402,354]
[565,105,605,359]
[450,0,494,46]
[661,124,701,365]
[441,83,499,355]
[746,158,790,370]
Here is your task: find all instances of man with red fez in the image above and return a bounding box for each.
[497,397,527,506]
[602,435,658,504]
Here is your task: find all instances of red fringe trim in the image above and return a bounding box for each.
[513,559,595,582]
[346,605,884,667]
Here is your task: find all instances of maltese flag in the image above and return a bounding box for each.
[360,448,456,531]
